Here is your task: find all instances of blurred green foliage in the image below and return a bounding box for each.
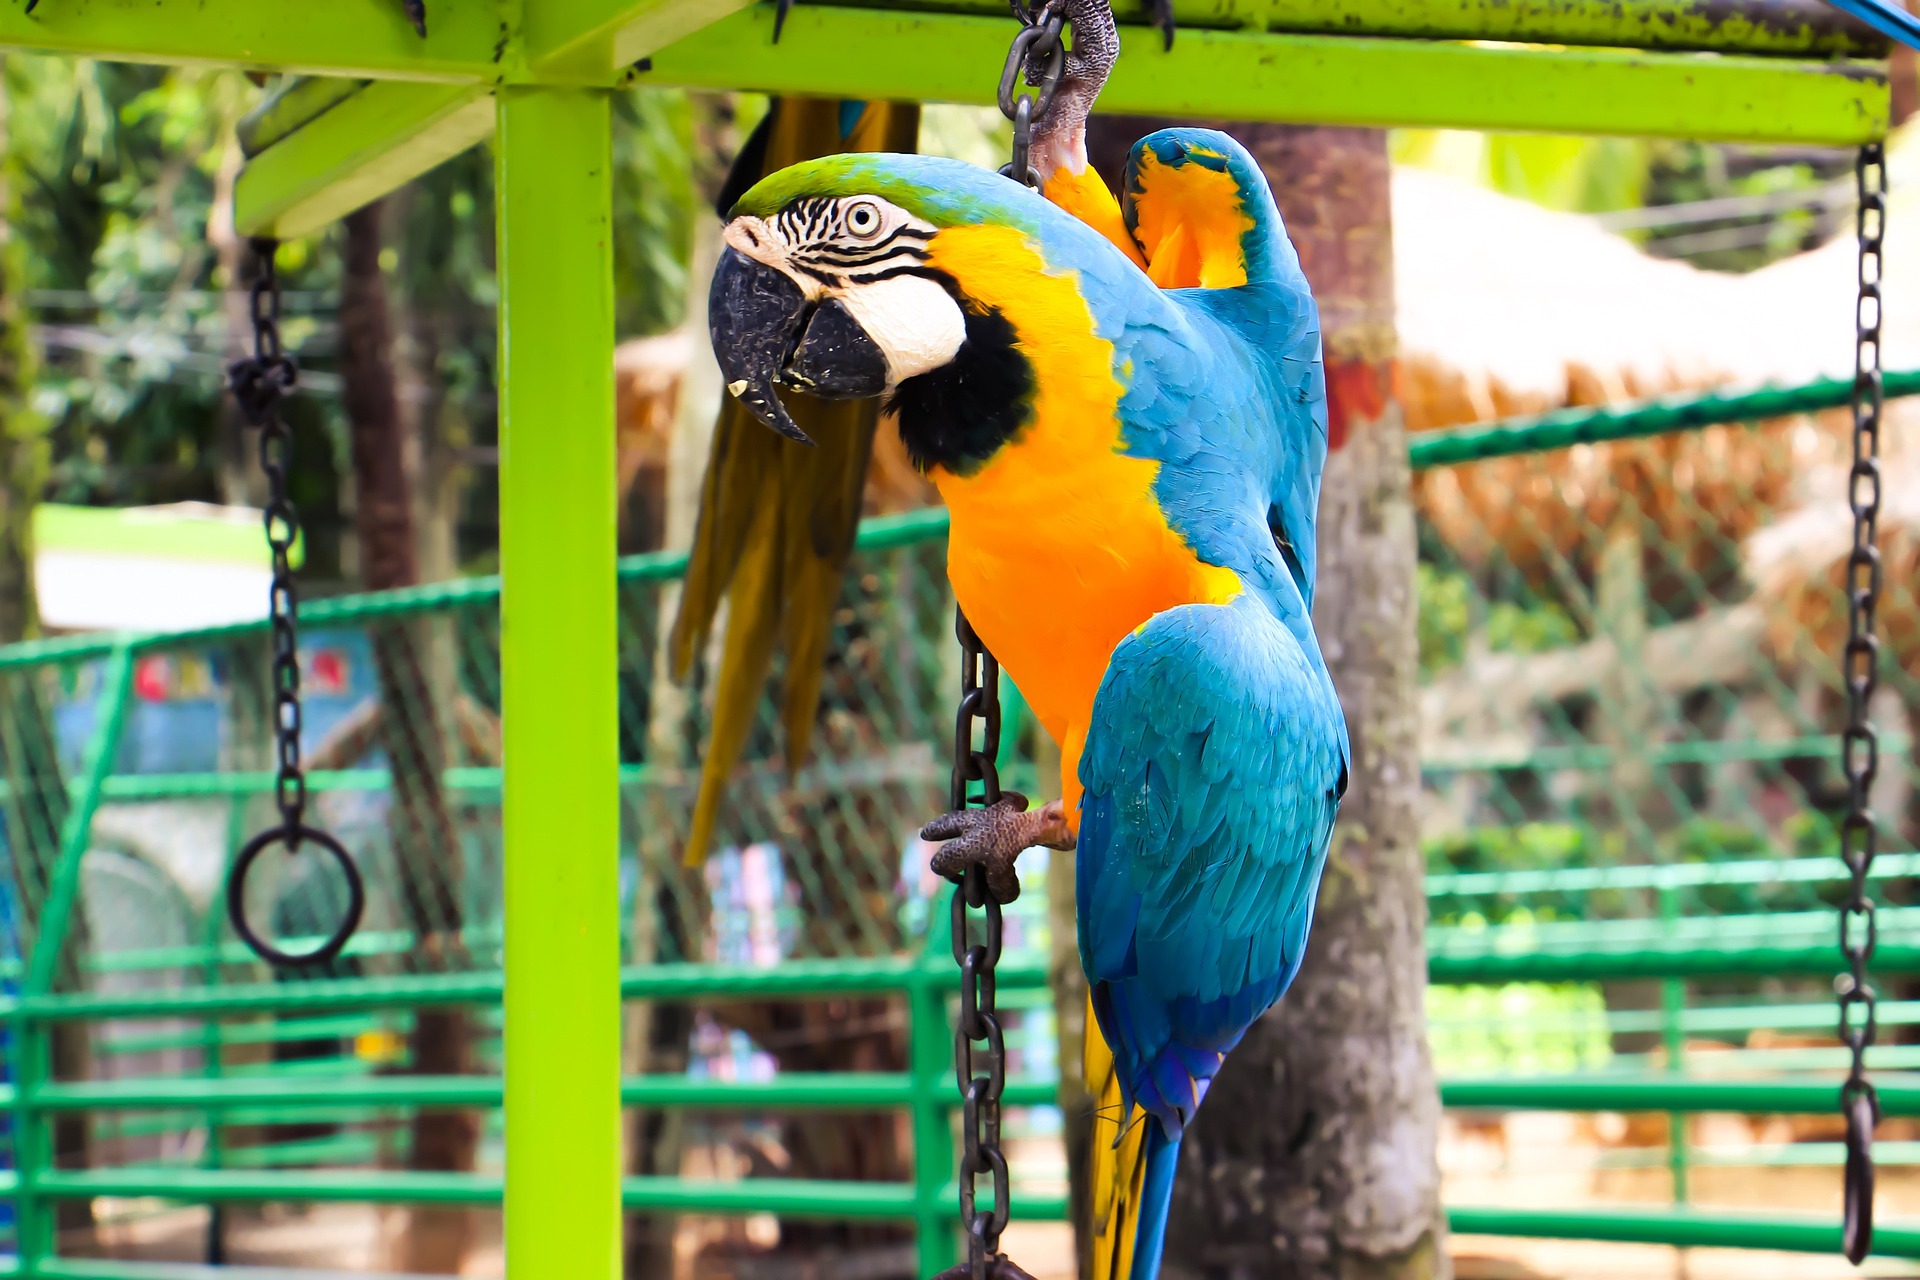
[1417,563,1580,676]
[6,60,706,584]
[1427,981,1613,1075]
[1393,128,1851,275]
[1392,129,1649,214]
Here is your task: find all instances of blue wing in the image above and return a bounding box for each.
[1077,593,1348,1140]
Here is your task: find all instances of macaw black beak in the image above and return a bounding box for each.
[708,246,889,447]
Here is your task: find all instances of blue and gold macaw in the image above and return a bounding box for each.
[706,73,1350,1280]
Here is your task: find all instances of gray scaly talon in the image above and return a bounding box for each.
[1024,0,1121,183]
[1150,0,1176,49]
[922,793,1076,905]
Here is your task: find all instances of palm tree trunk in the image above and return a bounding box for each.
[1087,117,1446,1280]
[340,199,476,1273]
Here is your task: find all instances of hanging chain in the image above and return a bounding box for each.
[249,257,307,840]
[1840,141,1886,1267]
[946,612,1009,1278]
[225,240,366,970]
[933,14,1073,1277]
[997,1,1065,190]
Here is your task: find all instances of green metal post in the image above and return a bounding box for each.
[911,934,959,1273]
[13,644,132,1274]
[201,792,248,1259]
[1659,880,1689,1205]
[1664,975,1689,1203]
[495,86,622,1280]
[24,646,134,997]
[11,1015,51,1270]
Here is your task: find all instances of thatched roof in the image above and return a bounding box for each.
[1395,129,1920,673]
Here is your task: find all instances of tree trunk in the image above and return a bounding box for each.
[340,201,476,1273]
[208,124,264,510]
[0,55,43,646]
[1089,118,1445,1280]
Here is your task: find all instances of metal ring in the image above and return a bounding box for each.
[1844,1088,1878,1263]
[227,824,365,968]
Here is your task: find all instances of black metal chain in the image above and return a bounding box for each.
[997,1,1065,190]
[225,239,366,970]
[932,13,1078,1273]
[944,611,1011,1279]
[1840,141,1886,1267]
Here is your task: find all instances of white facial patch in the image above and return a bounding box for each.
[835,274,967,387]
[723,216,827,300]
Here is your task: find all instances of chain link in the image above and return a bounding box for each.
[1840,141,1886,1267]
[931,10,1079,1272]
[225,240,366,971]
[997,2,1065,190]
[945,611,1011,1278]
[936,11,1080,1266]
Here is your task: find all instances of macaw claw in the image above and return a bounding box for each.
[923,793,1076,905]
[403,0,426,36]
[1150,0,1177,49]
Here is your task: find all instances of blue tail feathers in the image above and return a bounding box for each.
[1131,1126,1182,1280]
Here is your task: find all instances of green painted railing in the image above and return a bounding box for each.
[1406,368,1920,467]
[5,366,1920,1273]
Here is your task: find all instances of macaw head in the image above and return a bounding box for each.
[708,153,1064,447]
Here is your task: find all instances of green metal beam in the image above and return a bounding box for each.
[1429,942,1920,983]
[1448,1206,1920,1257]
[1441,1075,1920,1116]
[32,1068,1920,1120]
[24,1166,1920,1258]
[0,0,733,84]
[224,0,756,237]
[849,0,1888,55]
[0,0,503,81]
[237,78,370,155]
[30,1266,410,1280]
[1410,369,1920,468]
[22,1168,1061,1222]
[11,955,1052,1020]
[0,0,1893,85]
[2,939,1897,1019]
[1429,849,1920,898]
[234,82,494,239]
[31,1070,1920,1118]
[644,5,1889,144]
[24,645,133,997]
[495,85,622,1280]
[26,1072,1059,1112]
[525,0,756,81]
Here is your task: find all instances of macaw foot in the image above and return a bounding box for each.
[1025,0,1127,181]
[930,1257,1037,1280]
[923,793,1076,905]
[403,0,426,36]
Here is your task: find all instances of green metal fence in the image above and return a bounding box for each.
[0,375,1917,1275]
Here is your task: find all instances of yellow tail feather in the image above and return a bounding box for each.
[1084,994,1147,1280]
[673,97,918,866]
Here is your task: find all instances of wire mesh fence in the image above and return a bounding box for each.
[0,395,1915,1264]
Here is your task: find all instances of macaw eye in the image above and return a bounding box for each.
[845,199,883,240]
